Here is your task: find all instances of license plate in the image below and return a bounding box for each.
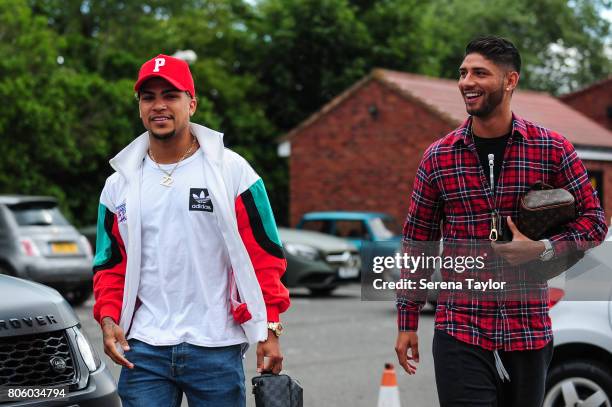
[338,266,359,279]
[51,242,78,254]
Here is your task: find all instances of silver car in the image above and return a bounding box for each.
[0,195,93,305]
[279,227,361,296]
[545,231,612,407]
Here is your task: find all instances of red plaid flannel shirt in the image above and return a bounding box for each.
[397,114,607,351]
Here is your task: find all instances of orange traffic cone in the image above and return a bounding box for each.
[377,363,401,407]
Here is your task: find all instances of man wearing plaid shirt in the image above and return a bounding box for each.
[394,36,607,406]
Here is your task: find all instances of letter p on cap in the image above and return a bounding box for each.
[153,57,166,72]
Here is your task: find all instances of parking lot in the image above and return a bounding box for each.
[76,283,439,406]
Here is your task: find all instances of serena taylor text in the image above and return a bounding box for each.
[373,278,507,291]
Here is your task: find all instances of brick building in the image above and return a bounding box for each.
[280,69,612,226]
[560,76,612,131]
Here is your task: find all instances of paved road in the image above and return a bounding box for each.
[76,284,439,406]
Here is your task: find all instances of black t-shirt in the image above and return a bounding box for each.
[473,132,511,191]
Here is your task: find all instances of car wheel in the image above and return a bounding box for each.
[309,287,336,297]
[544,360,612,407]
[65,284,92,306]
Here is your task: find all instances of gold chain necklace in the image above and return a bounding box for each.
[148,136,196,187]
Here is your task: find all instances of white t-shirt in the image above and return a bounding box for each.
[127,149,247,346]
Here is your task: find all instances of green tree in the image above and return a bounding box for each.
[167,1,286,219]
[249,0,373,131]
[0,0,138,221]
[355,0,611,94]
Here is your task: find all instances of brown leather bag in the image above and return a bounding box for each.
[518,181,575,241]
[518,181,583,280]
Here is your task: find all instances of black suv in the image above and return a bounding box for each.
[0,274,120,406]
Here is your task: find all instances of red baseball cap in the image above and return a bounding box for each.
[134,54,196,97]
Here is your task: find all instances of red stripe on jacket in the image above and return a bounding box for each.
[236,195,290,322]
[93,213,127,326]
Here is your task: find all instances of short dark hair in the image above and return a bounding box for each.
[465,36,521,74]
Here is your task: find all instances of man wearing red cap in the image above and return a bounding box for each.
[92,54,290,406]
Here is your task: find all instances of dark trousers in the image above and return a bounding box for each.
[433,330,553,407]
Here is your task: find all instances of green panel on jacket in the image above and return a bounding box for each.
[249,179,282,247]
[93,203,113,268]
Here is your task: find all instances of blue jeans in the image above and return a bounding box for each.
[118,339,246,407]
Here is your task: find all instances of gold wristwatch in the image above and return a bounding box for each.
[267,322,284,337]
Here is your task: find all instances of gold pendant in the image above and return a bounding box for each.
[160,175,173,187]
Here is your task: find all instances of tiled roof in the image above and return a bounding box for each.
[283,69,612,148]
[375,69,612,148]
[559,76,612,102]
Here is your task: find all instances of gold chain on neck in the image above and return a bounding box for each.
[148,136,196,186]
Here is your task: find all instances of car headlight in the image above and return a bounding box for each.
[284,243,320,260]
[74,327,101,372]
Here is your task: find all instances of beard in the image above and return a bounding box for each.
[466,83,504,118]
[149,129,176,141]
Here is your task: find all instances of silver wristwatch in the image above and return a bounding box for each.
[539,239,554,262]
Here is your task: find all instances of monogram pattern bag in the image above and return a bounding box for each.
[518,181,583,280]
[518,181,575,241]
[252,374,303,407]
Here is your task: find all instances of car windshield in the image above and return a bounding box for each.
[368,217,400,239]
[10,205,70,226]
[300,220,333,234]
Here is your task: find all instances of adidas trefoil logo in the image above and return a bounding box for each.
[189,188,213,212]
[192,190,211,204]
